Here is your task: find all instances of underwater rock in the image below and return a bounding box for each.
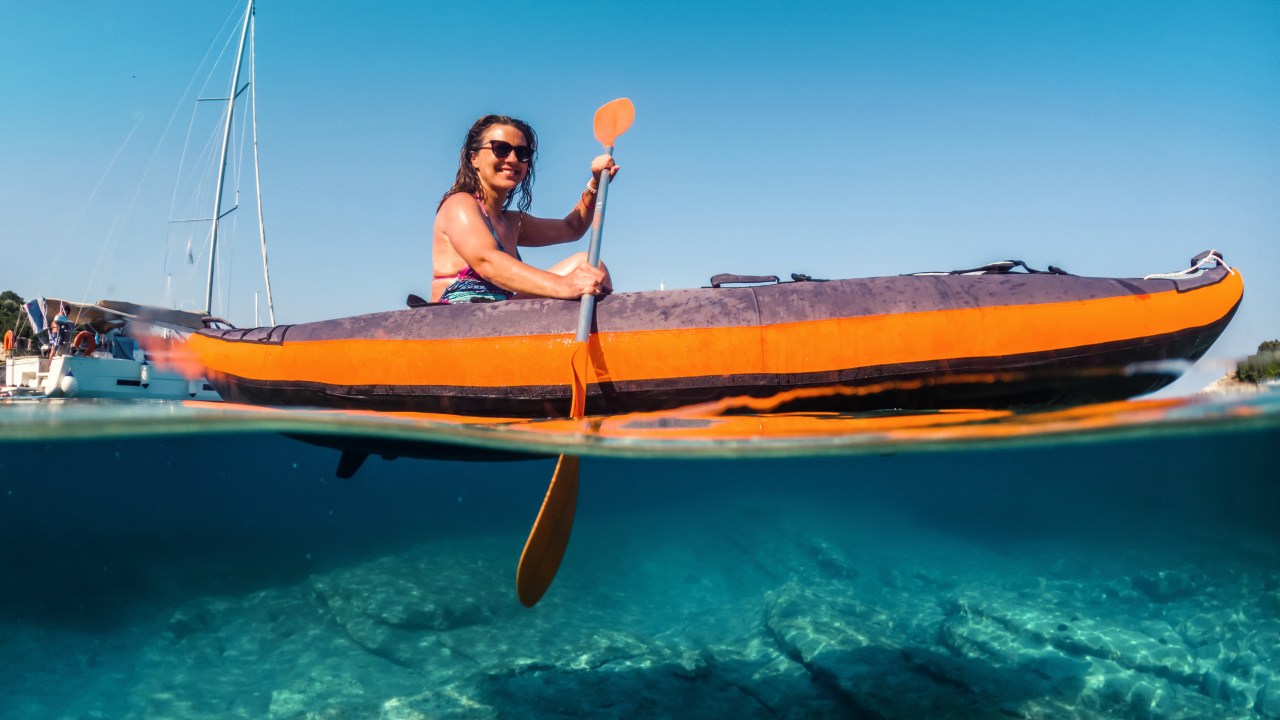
[167,603,220,639]
[1180,611,1234,648]
[764,580,1037,718]
[1076,657,1242,720]
[300,536,812,717]
[1258,678,1280,719]
[1132,570,1202,602]
[308,543,515,669]
[1250,632,1280,686]
[715,506,870,588]
[935,587,1272,718]
[765,581,877,661]
[265,669,387,720]
[477,652,764,720]
[139,584,429,720]
[8,499,1277,720]
[1199,667,1256,710]
[705,637,837,718]
[797,535,859,581]
[875,565,957,594]
[937,591,1093,705]
[1261,589,1280,618]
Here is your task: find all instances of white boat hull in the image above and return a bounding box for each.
[4,354,219,401]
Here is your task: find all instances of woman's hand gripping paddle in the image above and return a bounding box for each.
[516,98,635,607]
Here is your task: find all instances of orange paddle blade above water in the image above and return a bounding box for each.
[569,341,589,420]
[593,98,635,147]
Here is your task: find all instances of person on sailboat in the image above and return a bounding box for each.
[430,114,617,304]
[48,303,74,357]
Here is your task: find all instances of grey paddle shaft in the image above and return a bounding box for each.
[574,144,614,343]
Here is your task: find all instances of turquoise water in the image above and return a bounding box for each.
[2,393,1279,719]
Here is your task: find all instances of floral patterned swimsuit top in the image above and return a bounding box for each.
[436,195,520,304]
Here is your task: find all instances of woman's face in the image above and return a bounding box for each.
[471,124,530,193]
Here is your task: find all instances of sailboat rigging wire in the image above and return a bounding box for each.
[163,3,244,283]
[45,1,271,323]
[169,106,204,274]
[86,12,244,311]
[34,114,146,299]
[177,127,225,306]
[82,139,171,307]
[208,51,254,320]
[205,0,254,315]
[29,3,245,316]
[169,8,240,275]
[234,87,249,213]
[250,16,276,325]
[208,99,247,295]
[220,207,241,321]
[173,36,241,309]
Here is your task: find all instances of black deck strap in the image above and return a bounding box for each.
[954,260,1021,275]
[909,260,1071,276]
[406,293,435,308]
[709,273,781,288]
[999,260,1070,275]
[790,273,829,282]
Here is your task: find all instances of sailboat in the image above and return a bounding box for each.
[2,0,272,401]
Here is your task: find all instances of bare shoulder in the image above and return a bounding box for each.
[436,192,479,230]
[439,192,477,216]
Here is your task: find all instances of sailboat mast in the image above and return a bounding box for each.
[249,15,276,325]
[204,0,254,316]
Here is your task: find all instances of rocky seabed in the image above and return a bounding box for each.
[6,509,1279,720]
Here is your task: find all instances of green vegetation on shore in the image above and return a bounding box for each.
[1,290,36,341]
[1237,339,1280,383]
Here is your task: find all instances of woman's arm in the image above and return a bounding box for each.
[516,155,619,248]
[437,194,607,300]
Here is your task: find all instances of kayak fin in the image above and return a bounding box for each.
[336,450,369,480]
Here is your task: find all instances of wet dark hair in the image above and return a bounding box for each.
[438,114,538,214]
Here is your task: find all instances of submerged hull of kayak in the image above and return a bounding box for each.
[189,261,1243,416]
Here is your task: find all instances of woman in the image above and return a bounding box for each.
[431,114,617,304]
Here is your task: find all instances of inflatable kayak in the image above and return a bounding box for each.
[187,251,1242,416]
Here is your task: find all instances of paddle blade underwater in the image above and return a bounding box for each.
[516,455,580,607]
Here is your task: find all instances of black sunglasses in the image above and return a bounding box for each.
[477,140,533,163]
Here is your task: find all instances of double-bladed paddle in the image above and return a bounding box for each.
[516,98,635,607]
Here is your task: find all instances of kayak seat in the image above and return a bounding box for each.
[406,293,500,308]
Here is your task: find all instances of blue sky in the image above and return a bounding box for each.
[2,0,1276,394]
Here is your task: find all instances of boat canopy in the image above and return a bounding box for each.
[40,298,211,334]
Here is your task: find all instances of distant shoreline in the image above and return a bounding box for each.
[1200,372,1274,395]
